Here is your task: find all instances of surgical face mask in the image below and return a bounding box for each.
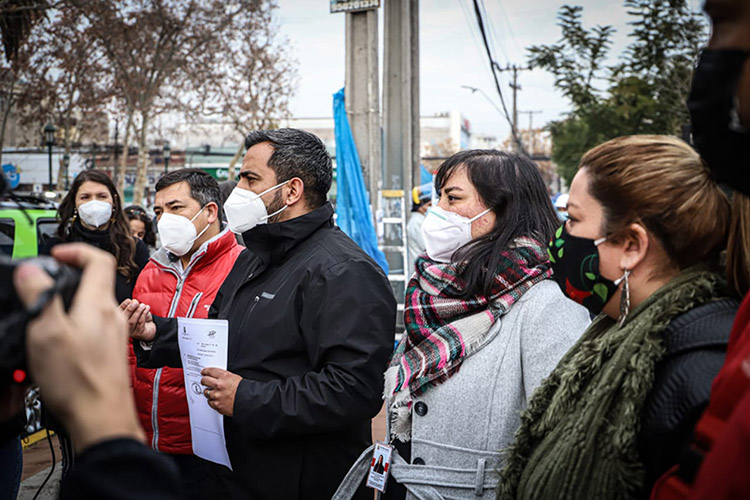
[157,206,209,256]
[687,49,750,196]
[420,205,491,263]
[548,223,623,316]
[77,200,113,229]
[223,181,289,234]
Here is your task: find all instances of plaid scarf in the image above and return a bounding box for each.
[384,237,552,442]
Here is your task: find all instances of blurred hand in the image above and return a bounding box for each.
[119,298,156,342]
[14,243,145,453]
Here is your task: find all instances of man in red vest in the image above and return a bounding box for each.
[129,168,242,499]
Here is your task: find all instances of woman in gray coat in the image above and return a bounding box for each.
[334,150,589,499]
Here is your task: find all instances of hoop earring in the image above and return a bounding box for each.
[614,269,631,328]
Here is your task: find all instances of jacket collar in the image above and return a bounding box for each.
[242,202,334,265]
[151,226,238,273]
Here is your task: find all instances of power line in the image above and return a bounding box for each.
[470,0,527,155]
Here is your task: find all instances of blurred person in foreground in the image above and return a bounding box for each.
[650,1,750,499]
[9,244,182,499]
[497,135,743,500]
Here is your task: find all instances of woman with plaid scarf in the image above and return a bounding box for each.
[334,150,590,500]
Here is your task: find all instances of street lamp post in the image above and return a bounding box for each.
[44,123,55,191]
[63,153,70,190]
[163,142,171,176]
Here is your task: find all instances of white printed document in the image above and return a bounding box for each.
[177,317,232,470]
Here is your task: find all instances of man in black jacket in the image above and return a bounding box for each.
[126,129,397,499]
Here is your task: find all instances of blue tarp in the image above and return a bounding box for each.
[332,88,389,273]
[420,164,433,187]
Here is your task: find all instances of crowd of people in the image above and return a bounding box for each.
[2,1,749,499]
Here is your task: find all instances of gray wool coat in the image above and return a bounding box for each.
[333,279,590,500]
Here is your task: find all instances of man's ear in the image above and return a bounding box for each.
[620,223,649,272]
[284,177,305,207]
[205,202,220,224]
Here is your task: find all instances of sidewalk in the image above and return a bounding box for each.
[18,434,61,500]
[18,406,387,497]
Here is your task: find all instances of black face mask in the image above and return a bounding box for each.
[548,224,620,316]
[687,49,750,196]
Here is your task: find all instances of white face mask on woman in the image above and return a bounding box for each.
[157,207,209,257]
[223,181,290,234]
[420,205,491,263]
[77,200,113,229]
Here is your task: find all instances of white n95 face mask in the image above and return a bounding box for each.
[223,181,290,234]
[77,200,113,228]
[420,206,491,263]
[157,206,209,256]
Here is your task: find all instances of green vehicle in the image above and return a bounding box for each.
[0,199,59,259]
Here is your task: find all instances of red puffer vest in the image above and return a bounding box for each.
[129,228,242,454]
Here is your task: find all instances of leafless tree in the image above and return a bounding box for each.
[16,6,111,189]
[69,0,262,204]
[202,0,297,180]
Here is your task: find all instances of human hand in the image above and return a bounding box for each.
[119,298,156,342]
[200,368,242,417]
[14,243,145,453]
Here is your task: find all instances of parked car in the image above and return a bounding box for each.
[0,198,59,258]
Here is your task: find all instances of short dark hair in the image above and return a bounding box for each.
[155,168,223,210]
[245,128,333,208]
[435,149,559,297]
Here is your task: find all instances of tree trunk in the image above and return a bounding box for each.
[227,142,244,181]
[133,111,150,207]
[55,128,71,191]
[116,109,134,198]
[0,80,16,168]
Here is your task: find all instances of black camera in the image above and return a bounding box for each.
[0,255,81,385]
[0,173,81,385]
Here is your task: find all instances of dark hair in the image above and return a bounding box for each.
[218,180,237,206]
[435,150,559,297]
[124,205,156,248]
[56,169,137,279]
[245,128,333,208]
[155,168,223,211]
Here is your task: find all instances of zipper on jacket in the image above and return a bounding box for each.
[150,255,206,451]
[186,292,204,319]
[248,295,260,316]
[151,367,163,451]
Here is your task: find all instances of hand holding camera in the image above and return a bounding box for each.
[13,243,144,453]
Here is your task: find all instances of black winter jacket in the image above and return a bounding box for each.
[136,203,397,500]
[639,297,739,492]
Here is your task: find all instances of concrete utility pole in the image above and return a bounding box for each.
[519,110,542,154]
[383,0,419,204]
[344,8,380,213]
[496,64,531,152]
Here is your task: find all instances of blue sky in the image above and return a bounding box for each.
[276,0,706,141]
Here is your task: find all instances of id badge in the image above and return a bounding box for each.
[366,442,393,493]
